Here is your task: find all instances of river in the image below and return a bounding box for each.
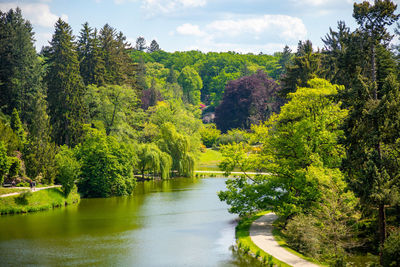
[0,178,261,267]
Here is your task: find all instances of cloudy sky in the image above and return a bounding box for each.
[1,0,399,54]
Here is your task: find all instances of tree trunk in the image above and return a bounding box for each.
[379,202,386,265]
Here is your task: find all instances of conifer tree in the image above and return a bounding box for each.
[135,36,147,51]
[46,18,86,146]
[148,40,160,53]
[77,22,106,86]
[343,2,400,260]
[0,8,44,124]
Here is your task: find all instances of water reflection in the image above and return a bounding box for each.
[0,178,257,267]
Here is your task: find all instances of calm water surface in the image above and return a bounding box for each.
[0,178,260,267]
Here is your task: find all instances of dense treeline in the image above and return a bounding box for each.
[0,8,202,198]
[218,0,400,265]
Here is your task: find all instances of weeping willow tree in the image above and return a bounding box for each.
[157,122,196,177]
[137,143,172,179]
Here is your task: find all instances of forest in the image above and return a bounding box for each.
[1,0,400,265]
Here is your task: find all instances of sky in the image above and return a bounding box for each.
[1,0,400,54]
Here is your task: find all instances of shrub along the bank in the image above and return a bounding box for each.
[0,187,80,215]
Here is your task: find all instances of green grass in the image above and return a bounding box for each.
[0,187,29,196]
[0,187,80,215]
[236,211,290,267]
[197,149,223,171]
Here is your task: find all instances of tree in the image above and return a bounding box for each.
[215,70,282,132]
[55,145,80,197]
[280,40,323,98]
[10,108,25,146]
[84,84,138,137]
[0,8,44,125]
[148,40,160,53]
[276,45,292,78]
[76,128,137,198]
[218,79,348,219]
[136,143,172,179]
[177,66,203,105]
[77,22,106,86]
[135,36,147,51]
[342,1,400,260]
[141,79,163,110]
[46,18,86,146]
[353,0,399,98]
[157,123,196,177]
[0,141,9,185]
[199,123,221,147]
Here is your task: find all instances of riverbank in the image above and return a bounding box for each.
[0,187,80,215]
[235,211,290,266]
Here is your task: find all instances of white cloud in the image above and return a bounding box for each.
[176,23,206,37]
[0,2,68,27]
[207,15,306,41]
[114,0,206,14]
[175,14,306,54]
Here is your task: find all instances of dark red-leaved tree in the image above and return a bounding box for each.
[215,70,282,132]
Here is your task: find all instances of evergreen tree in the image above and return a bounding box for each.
[148,40,160,53]
[280,40,323,98]
[343,2,400,260]
[135,36,147,51]
[0,8,44,125]
[77,22,105,86]
[10,108,25,146]
[46,18,86,146]
[277,45,292,78]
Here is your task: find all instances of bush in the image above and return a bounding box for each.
[55,145,80,197]
[16,182,29,187]
[283,213,322,258]
[15,191,32,205]
[382,230,400,267]
[216,128,249,146]
[199,123,220,147]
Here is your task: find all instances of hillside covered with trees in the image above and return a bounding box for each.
[2,0,400,265]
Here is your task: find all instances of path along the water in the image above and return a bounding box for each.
[250,213,318,267]
[0,185,61,198]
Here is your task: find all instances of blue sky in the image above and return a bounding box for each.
[1,0,400,54]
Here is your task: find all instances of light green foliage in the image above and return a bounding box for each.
[0,141,10,185]
[0,118,20,154]
[55,145,81,197]
[284,171,360,263]
[85,84,139,139]
[219,79,348,218]
[157,123,196,177]
[199,123,221,147]
[177,66,203,105]
[217,128,249,146]
[137,143,172,179]
[10,108,25,146]
[76,128,137,197]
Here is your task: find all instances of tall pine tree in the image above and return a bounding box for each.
[0,8,44,125]
[46,18,86,146]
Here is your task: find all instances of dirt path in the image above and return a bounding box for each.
[250,213,318,267]
[0,185,62,198]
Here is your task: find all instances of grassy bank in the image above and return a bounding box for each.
[236,211,290,267]
[197,149,223,171]
[0,187,29,196]
[0,187,80,215]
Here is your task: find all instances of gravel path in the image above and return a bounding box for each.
[0,185,62,198]
[250,213,319,267]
